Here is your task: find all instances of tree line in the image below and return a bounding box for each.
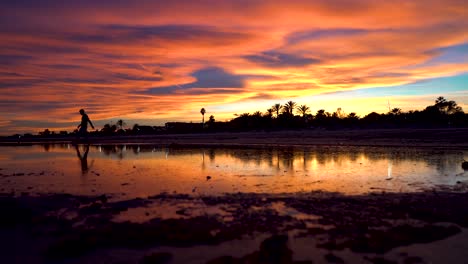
[8,96,468,139]
[200,97,468,131]
[218,96,467,132]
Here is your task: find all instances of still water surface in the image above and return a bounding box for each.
[0,144,466,199]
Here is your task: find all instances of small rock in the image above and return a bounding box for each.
[140,252,172,264]
[404,256,424,264]
[98,194,107,203]
[206,176,212,180]
[462,161,468,170]
[176,209,189,216]
[324,253,344,264]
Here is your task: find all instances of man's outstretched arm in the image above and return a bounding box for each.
[88,119,95,129]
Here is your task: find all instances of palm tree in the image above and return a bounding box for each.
[132,124,139,133]
[335,108,346,119]
[297,105,310,117]
[200,108,206,126]
[435,96,462,114]
[208,115,215,123]
[266,108,274,118]
[284,101,297,115]
[390,108,402,115]
[271,104,281,118]
[253,111,262,117]
[435,96,447,106]
[116,119,126,130]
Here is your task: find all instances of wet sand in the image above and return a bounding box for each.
[2,188,468,263]
[1,128,468,263]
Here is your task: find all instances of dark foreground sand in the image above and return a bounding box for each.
[2,187,468,263]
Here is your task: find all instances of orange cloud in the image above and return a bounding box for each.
[0,0,467,134]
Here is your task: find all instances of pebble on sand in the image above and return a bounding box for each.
[462,161,468,170]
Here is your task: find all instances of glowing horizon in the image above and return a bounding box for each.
[1,0,467,135]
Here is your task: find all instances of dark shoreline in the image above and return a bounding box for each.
[1,128,468,149]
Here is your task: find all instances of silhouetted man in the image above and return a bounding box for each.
[77,109,94,140]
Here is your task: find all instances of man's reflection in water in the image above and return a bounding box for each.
[75,144,90,174]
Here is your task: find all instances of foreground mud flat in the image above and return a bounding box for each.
[2,187,468,264]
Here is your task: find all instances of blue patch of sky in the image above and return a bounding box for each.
[426,42,468,65]
[316,73,468,99]
[408,42,468,69]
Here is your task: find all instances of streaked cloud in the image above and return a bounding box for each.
[0,0,467,134]
[245,51,321,68]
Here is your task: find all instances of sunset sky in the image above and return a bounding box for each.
[1,0,467,135]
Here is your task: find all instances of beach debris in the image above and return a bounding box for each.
[98,194,108,203]
[140,252,172,264]
[208,235,294,264]
[176,208,190,216]
[325,253,344,263]
[462,161,468,170]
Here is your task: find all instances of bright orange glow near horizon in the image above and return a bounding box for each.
[0,0,467,135]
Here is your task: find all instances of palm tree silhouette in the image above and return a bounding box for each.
[271,104,281,118]
[266,108,274,118]
[284,101,297,115]
[116,119,126,130]
[200,108,206,127]
[208,115,215,123]
[253,111,262,117]
[390,108,402,115]
[435,96,462,114]
[297,105,310,117]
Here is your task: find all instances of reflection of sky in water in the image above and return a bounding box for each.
[0,144,466,199]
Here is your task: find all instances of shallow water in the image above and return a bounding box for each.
[0,144,466,199]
